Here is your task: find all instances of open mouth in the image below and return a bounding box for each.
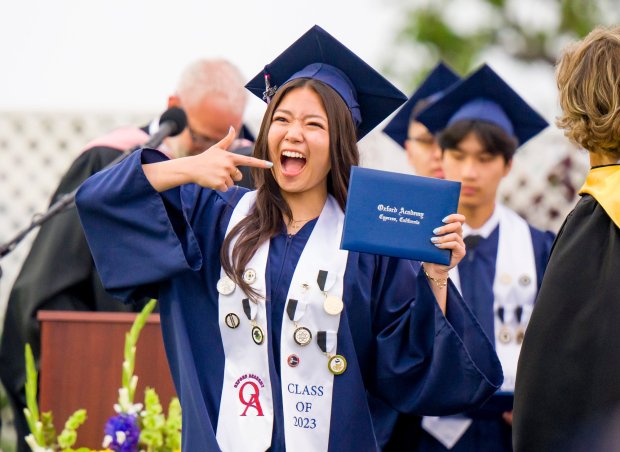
[280,150,307,177]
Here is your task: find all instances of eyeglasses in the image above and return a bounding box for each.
[187,124,221,149]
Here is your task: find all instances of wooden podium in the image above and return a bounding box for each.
[37,310,177,448]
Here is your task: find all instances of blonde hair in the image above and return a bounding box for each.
[176,58,247,117]
[556,26,620,157]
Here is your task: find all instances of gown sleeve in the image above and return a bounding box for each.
[75,148,242,301]
[370,257,503,416]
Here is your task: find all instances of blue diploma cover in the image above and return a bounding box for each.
[341,167,461,265]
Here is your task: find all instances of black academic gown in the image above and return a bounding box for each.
[0,144,143,451]
[514,166,620,451]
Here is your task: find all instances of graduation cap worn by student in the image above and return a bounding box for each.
[416,64,548,147]
[383,62,461,148]
[245,25,407,140]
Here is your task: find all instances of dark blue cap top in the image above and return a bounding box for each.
[416,64,548,147]
[245,25,407,140]
[383,62,460,148]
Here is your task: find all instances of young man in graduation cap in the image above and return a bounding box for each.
[75,25,503,451]
[414,64,555,451]
[384,62,460,179]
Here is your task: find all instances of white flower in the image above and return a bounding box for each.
[115,387,143,414]
[103,434,113,448]
[24,434,53,452]
[116,430,127,444]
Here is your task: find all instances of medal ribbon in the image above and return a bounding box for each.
[316,269,337,292]
[496,306,505,325]
[286,298,307,323]
[514,305,523,325]
[316,331,337,355]
[242,298,257,321]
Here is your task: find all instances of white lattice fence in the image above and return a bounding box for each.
[0,111,152,324]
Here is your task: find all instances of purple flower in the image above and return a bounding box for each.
[103,413,140,452]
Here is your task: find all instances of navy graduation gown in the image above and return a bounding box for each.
[416,224,554,452]
[75,149,503,451]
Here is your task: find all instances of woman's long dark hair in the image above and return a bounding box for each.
[220,78,359,300]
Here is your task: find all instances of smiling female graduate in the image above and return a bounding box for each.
[75,26,502,451]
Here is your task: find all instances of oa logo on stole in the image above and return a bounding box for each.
[235,374,266,416]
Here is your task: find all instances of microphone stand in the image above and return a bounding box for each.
[0,114,184,273]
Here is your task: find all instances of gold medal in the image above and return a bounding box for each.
[515,328,525,344]
[328,354,347,375]
[323,295,344,315]
[293,326,312,346]
[216,276,236,295]
[252,325,265,345]
[243,268,257,284]
[498,326,512,344]
[224,313,240,329]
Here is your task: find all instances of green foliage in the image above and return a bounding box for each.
[139,388,182,452]
[122,299,158,406]
[163,398,182,450]
[21,299,180,451]
[57,409,87,449]
[23,343,46,447]
[41,412,57,447]
[23,344,89,451]
[389,0,620,90]
[140,388,165,449]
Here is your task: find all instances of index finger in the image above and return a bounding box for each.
[231,153,274,169]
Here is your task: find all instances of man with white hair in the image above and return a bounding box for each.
[0,58,253,452]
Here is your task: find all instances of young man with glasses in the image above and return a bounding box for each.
[384,62,460,179]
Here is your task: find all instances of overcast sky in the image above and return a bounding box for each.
[0,0,404,120]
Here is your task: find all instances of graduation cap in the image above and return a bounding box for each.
[383,62,461,148]
[416,64,548,146]
[245,25,407,140]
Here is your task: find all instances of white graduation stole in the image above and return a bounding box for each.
[489,204,537,392]
[450,204,537,391]
[216,192,274,452]
[424,204,537,448]
[280,195,348,452]
[216,192,348,452]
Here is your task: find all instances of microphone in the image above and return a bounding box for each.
[140,107,188,150]
[0,107,189,260]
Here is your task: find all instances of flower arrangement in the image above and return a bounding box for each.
[24,300,182,452]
